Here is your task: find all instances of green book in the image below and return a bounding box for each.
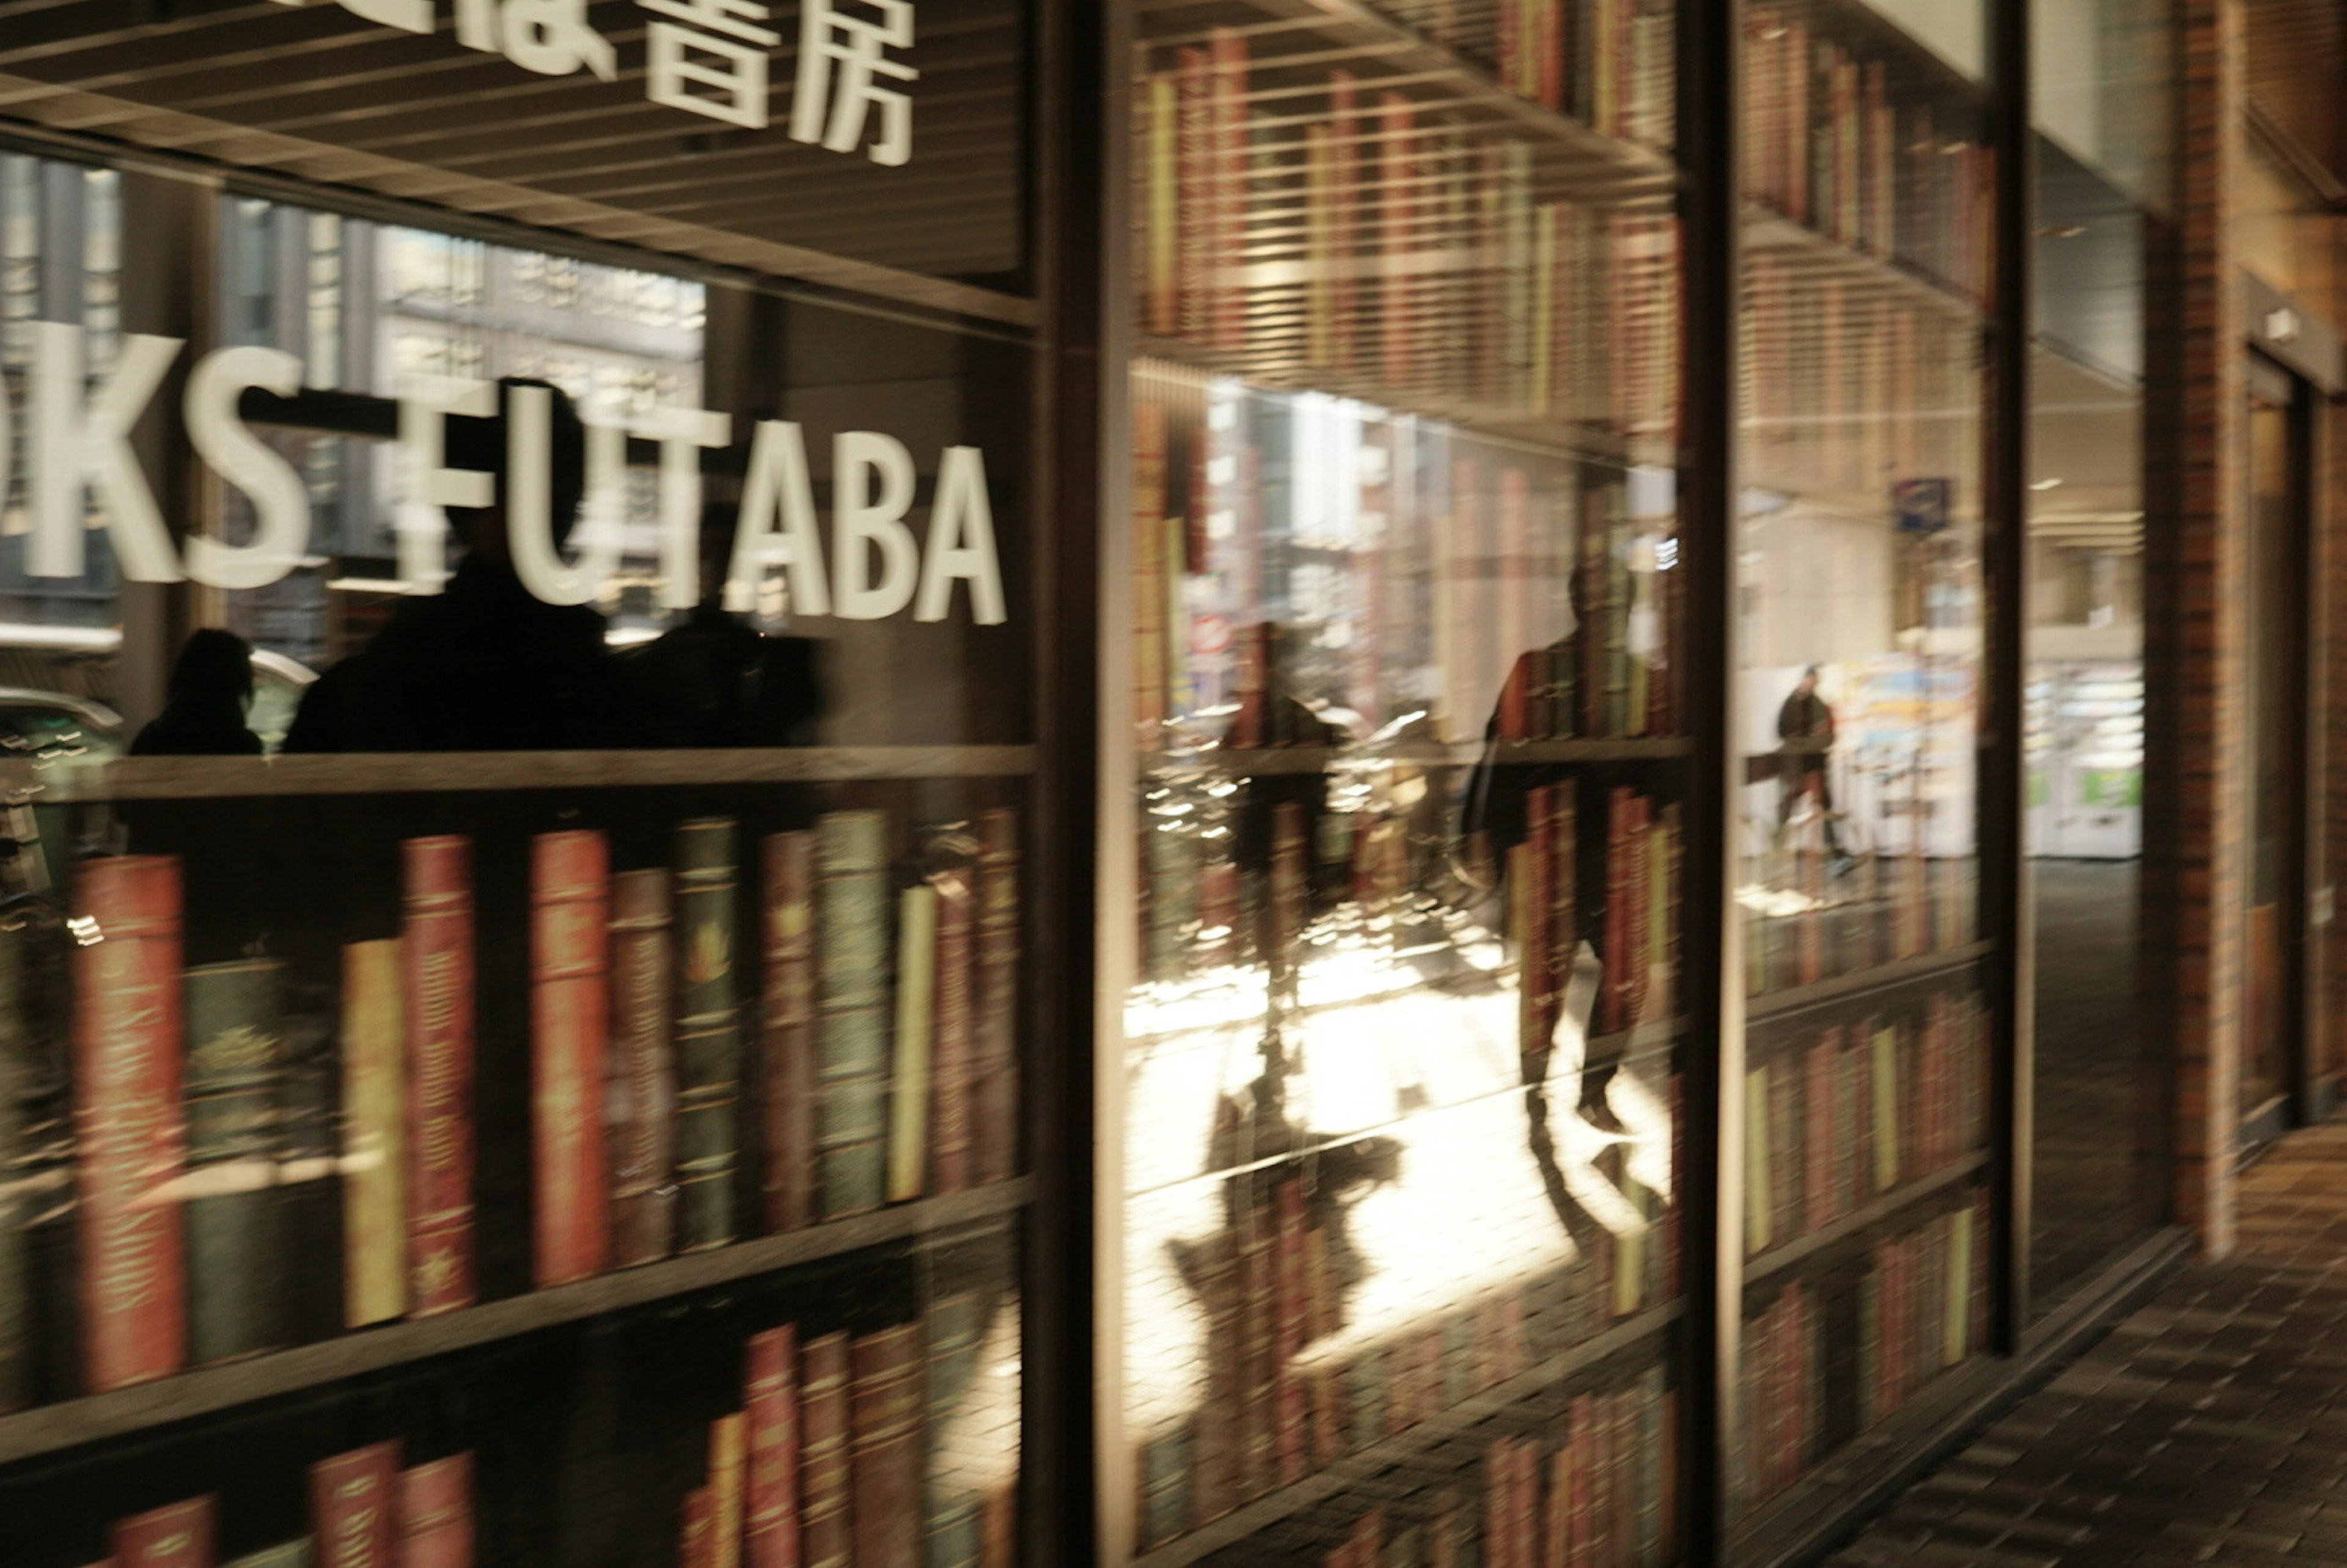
[185,957,290,1365]
[1870,1023,1900,1193]
[816,811,891,1218]
[674,818,743,1251]
[925,1289,987,1568]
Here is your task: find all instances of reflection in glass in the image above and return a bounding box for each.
[1732,0,1994,1515]
[2025,0,2170,1318]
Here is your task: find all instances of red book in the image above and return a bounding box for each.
[403,837,476,1316]
[1207,27,1249,350]
[73,855,186,1394]
[969,810,1019,1185]
[1175,47,1211,340]
[532,830,610,1289]
[610,868,677,1267]
[1378,94,1415,388]
[927,862,976,1195]
[1482,1437,1516,1568]
[1802,1036,1833,1234]
[113,1498,213,1568]
[312,1441,401,1568]
[1520,785,1556,1071]
[399,1454,473,1568]
[1508,1437,1537,1568]
[850,1324,924,1568]
[759,833,817,1232]
[1566,1392,1594,1566]
[799,1332,852,1568]
[680,1488,714,1568]
[744,1326,801,1568]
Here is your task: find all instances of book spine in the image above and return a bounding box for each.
[75,854,187,1393]
[1273,1176,1309,1485]
[532,830,611,1288]
[681,1489,714,1568]
[927,864,976,1195]
[815,811,891,1218]
[676,818,743,1249]
[1146,72,1177,335]
[970,810,1020,1185]
[114,1498,215,1568]
[610,868,677,1267]
[760,833,818,1231]
[851,1322,925,1568]
[403,836,475,1317]
[924,1291,986,1568]
[183,956,289,1365]
[800,1330,852,1568]
[745,1325,801,1568]
[710,1411,747,1568]
[342,940,406,1329]
[887,885,938,1204]
[310,1441,401,1568]
[397,1454,472,1568]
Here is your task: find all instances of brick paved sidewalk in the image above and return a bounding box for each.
[1823,1119,2347,1567]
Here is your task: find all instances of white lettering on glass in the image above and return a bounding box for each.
[727,419,831,616]
[642,0,780,128]
[789,0,917,167]
[3,326,1007,623]
[183,346,312,592]
[504,383,619,606]
[395,375,496,596]
[831,430,918,620]
[915,444,1004,625]
[27,324,185,584]
[456,0,617,79]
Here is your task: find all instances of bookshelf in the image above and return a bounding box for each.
[0,1179,1028,1469]
[1126,1299,1683,1568]
[0,746,1040,802]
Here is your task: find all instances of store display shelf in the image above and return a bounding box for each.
[1128,1297,1684,1568]
[1139,0,1681,199]
[1135,335,1670,467]
[0,1178,1030,1469]
[1145,736,1692,777]
[1743,1152,1989,1285]
[0,746,1040,802]
[1743,206,1985,324]
[1747,942,1991,1022]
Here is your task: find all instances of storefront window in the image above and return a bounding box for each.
[1732,0,1995,1519]
[1117,4,1689,1561]
[2025,0,2172,1319]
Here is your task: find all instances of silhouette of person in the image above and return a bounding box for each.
[131,628,264,757]
[621,502,826,749]
[1776,664,1846,859]
[285,378,639,754]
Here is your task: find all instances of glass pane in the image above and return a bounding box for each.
[2025,0,2171,1317]
[1121,2,1689,1561]
[0,163,1034,1559]
[1732,0,1994,1518]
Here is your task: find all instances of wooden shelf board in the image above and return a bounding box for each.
[1742,1152,1990,1285]
[0,746,1039,802]
[1147,736,1692,777]
[1746,942,1993,1022]
[0,1178,1030,1468]
[1129,1299,1683,1568]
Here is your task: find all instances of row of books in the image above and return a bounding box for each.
[669,1306,1012,1568]
[1743,989,1987,1256]
[1735,1190,1989,1506]
[1137,1114,1679,1552]
[1741,259,1980,501]
[1378,0,1675,145]
[1136,30,1680,436]
[1313,1365,1679,1568]
[9,807,1020,1405]
[1742,6,1994,301]
[78,1446,471,1568]
[1743,846,1977,997]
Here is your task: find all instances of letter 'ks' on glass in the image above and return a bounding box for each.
[790,0,918,167]
[643,0,781,128]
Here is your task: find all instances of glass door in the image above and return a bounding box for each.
[2240,354,2310,1152]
